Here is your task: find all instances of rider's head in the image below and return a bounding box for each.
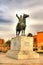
[20,15,22,18]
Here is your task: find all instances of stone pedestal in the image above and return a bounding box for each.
[6,36,39,59]
[11,36,33,51]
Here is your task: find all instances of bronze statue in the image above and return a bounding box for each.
[16,14,29,36]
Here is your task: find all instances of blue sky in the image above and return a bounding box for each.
[0,0,43,41]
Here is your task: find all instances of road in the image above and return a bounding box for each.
[0,52,43,65]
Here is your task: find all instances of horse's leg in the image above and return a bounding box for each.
[17,31,20,36]
[21,29,24,36]
[16,29,17,36]
[22,29,25,36]
[19,30,20,36]
[22,30,25,36]
[23,26,26,36]
[16,30,18,36]
[16,30,19,36]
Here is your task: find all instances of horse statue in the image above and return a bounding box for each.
[16,14,29,36]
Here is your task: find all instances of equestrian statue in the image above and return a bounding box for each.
[16,14,29,36]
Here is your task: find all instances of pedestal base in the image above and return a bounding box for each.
[6,36,39,59]
[6,50,39,59]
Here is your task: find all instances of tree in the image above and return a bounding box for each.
[5,40,11,47]
[27,33,33,37]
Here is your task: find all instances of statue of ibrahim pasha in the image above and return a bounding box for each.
[16,14,29,36]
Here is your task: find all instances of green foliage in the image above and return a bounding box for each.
[2,40,11,48]
[2,43,7,48]
[27,33,33,37]
[5,40,11,47]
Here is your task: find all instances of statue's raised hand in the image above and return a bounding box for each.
[16,14,19,19]
[16,14,18,16]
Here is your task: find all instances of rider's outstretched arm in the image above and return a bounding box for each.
[16,14,20,19]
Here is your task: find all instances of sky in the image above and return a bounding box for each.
[0,0,43,41]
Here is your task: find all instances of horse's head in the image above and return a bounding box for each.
[23,14,29,18]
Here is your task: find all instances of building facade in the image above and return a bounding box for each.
[0,39,5,51]
[37,32,43,51]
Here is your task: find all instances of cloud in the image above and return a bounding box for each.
[26,24,43,35]
[0,26,11,31]
[0,0,43,9]
[0,0,43,10]
[31,8,43,20]
[0,18,12,24]
[0,5,15,24]
[7,0,43,9]
[0,0,43,40]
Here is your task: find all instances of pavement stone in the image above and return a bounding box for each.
[0,52,43,64]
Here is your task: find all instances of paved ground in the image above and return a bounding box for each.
[0,52,43,65]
